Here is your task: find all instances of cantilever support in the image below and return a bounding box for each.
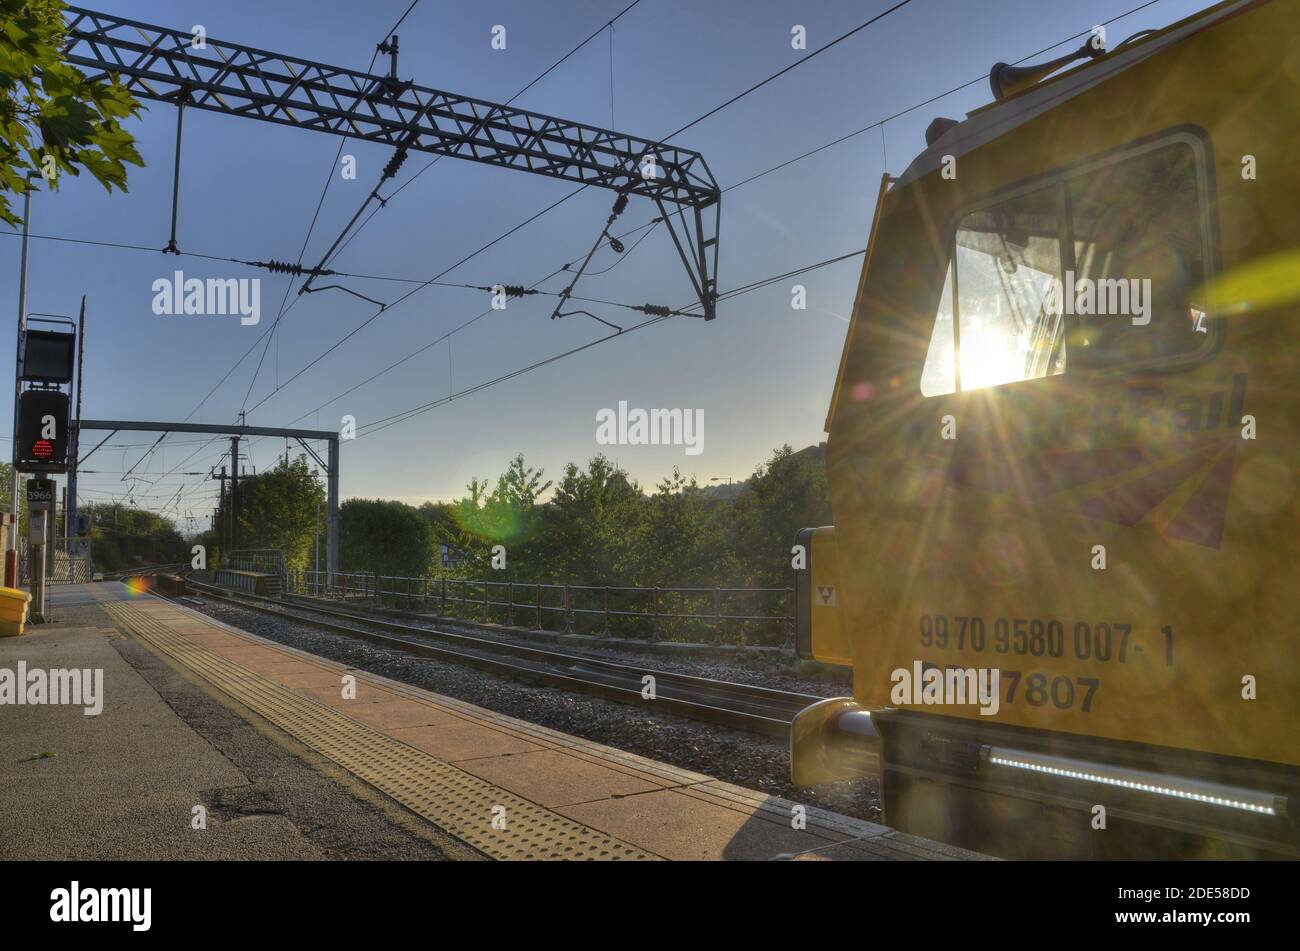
[655,193,721,320]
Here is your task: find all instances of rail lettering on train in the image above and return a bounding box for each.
[918,614,1175,666]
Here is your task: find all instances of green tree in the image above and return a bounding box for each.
[733,444,832,588]
[0,0,143,225]
[340,498,434,578]
[417,501,473,575]
[80,500,186,570]
[215,456,325,571]
[451,454,551,577]
[539,456,643,585]
[286,444,831,626]
[0,461,29,526]
[635,468,731,586]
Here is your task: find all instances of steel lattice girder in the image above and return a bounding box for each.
[62,6,721,318]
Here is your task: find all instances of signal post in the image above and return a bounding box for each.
[12,318,77,621]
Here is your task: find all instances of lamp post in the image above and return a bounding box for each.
[7,173,38,588]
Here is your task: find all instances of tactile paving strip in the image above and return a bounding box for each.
[105,601,659,861]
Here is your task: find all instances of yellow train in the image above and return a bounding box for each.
[792,0,1299,858]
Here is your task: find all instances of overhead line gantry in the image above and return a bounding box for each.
[62,6,722,320]
[76,420,339,579]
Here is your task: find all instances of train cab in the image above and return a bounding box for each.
[792,0,1300,858]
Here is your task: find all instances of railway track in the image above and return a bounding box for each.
[105,563,187,581]
[170,577,820,736]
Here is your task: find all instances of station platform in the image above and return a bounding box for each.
[1,583,986,861]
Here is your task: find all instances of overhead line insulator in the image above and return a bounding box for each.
[245,259,337,278]
[475,284,538,298]
[381,146,409,182]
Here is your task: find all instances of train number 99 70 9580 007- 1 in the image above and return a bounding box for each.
[918,613,1175,667]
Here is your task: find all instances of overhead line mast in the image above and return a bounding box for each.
[61,6,722,320]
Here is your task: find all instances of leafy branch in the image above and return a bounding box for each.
[0,0,144,225]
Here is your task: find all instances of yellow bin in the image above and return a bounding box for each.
[0,587,31,637]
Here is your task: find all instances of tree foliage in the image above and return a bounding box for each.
[0,0,144,225]
[336,444,829,595]
[340,498,434,578]
[732,444,832,588]
[539,456,643,584]
[0,461,28,524]
[80,500,186,570]
[213,456,324,571]
[450,454,551,574]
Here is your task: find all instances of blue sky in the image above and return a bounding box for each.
[2,0,1209,533]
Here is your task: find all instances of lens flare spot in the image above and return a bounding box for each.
[1200,248,1300,315]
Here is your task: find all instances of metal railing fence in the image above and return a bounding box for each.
[288,569,794,648]
[225,548,287,583]
[19,537,95,585]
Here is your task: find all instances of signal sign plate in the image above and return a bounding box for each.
[26,478,55,511]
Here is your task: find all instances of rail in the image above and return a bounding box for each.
[180,577,816,735]
[289,570,794,648]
